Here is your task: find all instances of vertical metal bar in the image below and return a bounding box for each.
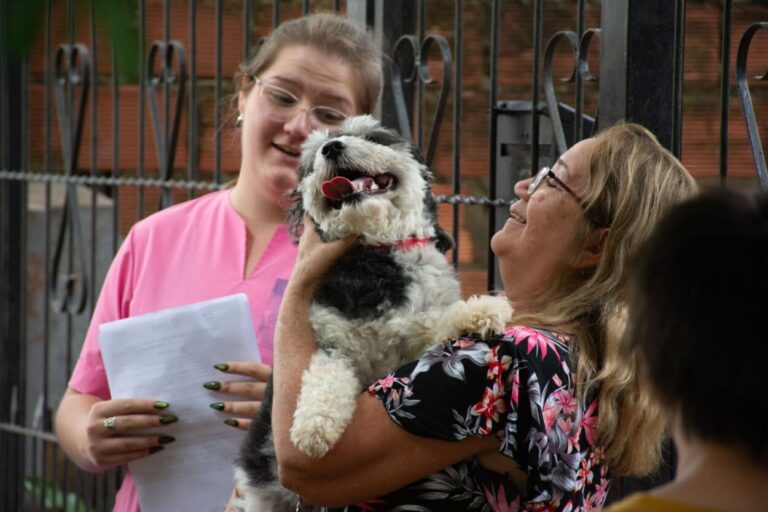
[31,436,38,510]
[451,0,463,269]
[374,0,415,131]
[42,1,53,450]
[0,3,25,505]
[302,0,310,15]
[90,1,98,319]
[42,194,51,509]
[531,0,543,169]
[51,442,60,511]
[598,0,677,148]
[164,0,171,198]
[139,0,146,217]
[215,0,222,183]
[719,0,732,185]
[242,0,250,61]
[333,0,340,12]
[416,0,425,149]
[273,1,280,29]
[574,0,585,142]
[190,0,198,198]
[671,0,686,158]
[63,1,74,497]
[486,0,500,293]
[0,433,6,510]
[112,35,120,250]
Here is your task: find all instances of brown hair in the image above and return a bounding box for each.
[236,12,383,114]
[511,123,698,475]
[627,189,768,464]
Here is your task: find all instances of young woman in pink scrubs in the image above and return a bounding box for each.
[54,13,383,512]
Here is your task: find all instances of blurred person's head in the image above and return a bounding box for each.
[627,188,768,464]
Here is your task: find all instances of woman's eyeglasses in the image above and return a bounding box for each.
[528,166,584,203]
[528,166,608,227]
[251,76,348,130]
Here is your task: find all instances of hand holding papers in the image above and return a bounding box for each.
[99,293,260,512]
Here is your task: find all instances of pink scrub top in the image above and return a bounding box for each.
[68,190,297,511]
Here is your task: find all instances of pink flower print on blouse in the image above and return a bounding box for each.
[483,483,521,512]
[506,326,563,361]
[487,344,513,384]
[580,400,599,447]
[471,383,508,435]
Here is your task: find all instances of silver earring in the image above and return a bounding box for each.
[236,114,244,128]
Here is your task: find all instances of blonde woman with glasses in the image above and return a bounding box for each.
[55,13,383,512]
[270,123,698,511]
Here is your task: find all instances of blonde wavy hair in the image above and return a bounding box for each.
[510,123,698,476]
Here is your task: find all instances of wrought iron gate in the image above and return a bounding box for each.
[1,1,766,510]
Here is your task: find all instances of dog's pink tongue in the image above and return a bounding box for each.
[321,176,353,201]
[321,176,373,201]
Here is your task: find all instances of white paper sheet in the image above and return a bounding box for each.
[99,293,260,512]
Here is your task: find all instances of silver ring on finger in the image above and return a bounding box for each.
[103,416,117,433]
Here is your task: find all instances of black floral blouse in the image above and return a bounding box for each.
[321,326,609,512]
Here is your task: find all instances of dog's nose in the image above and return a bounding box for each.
[321,140,345,159]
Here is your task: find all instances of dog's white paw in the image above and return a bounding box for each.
[290,351,359,459]
[290,414,342,458]
[436,295,513,340]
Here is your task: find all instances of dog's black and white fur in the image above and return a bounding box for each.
[235,115,511,512]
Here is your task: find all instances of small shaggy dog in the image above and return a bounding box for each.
[235,115,511,511]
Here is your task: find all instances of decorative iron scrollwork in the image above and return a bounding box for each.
[736,22,768,187]
[146,40,187,207]
[543,28,600,154]
[50,43,90,314]
[391,34,453,168]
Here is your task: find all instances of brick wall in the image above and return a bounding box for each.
[24,0,768,298]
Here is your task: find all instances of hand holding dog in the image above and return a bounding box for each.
[206,361,272,431]
[287,216,358,301]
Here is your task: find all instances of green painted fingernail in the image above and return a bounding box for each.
[203,381,221,390]
[159,414,178,425]
[153,401,169,409]
[149,446,164,454]
[214,363,229,371]
[224,418,239,427]
[210,402,225,411]
[158,435,175,444]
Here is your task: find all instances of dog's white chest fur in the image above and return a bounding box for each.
[310,246,459,379]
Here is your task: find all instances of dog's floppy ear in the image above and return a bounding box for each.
[433,224,455,254]
[425,190,455,254]
[412,144,456,254]
[409,144,426,166]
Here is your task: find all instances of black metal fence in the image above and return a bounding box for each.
[1,1,766,510]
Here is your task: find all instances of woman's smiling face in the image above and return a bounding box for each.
[237,45,361,207]
[491,138,599,311]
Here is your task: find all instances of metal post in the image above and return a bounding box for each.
[0,6,26,507]
[347,0,415,130]
[599,0,680,502]
[598,0,678,148]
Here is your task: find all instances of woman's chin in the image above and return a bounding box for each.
[267,173,298,195]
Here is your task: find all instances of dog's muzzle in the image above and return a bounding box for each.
[319,140,397,203]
